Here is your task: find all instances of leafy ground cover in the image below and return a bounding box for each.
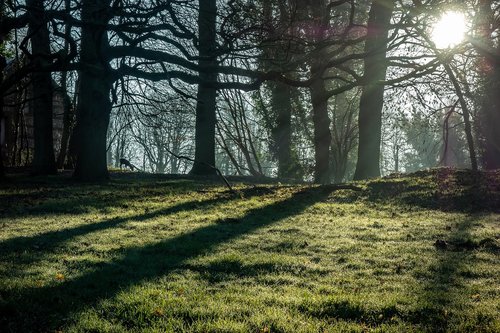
[0,169,499,332]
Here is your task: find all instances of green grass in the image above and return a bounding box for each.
[0,169,499,332]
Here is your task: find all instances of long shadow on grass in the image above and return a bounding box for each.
[0,186,275,268]
[409,215,495,332]
[365,169,499,212]
[0,179,202,217]
[1,186,331,332]
[296,217,497,330]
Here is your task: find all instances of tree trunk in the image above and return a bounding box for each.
[106,141,112,165]
[171,137,180,174]
[153,130,165,173]
[271,82,295,178]
[310,76,331,183]
[353,0,394,180]
[262,2,298,179]
[482,65,500,169]
[0,113,3,179]
[394,145,399,173]
[56,76,74,169]
[0,54,5,179]
[73,0,112,181]
[443,63,478,171]
[477,0,500,169]
[308,0,332,184]
[28,0,57,175]
[190,0,217,175]
[56,0,74,169]
[331,92,356,183]
[65,77,80,169]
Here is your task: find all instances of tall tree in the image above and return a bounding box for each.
[330,91,358,183]
[303,0,366,183]
[0,0,5,179]
[190,0,218,175]
[476,0,500,169]
[27,0,57,175]
[261,0,301,179]
[0,0,7,179]
[0,54,5,179]
[72,0,113,181]
[56,0,74,169]
[310,69,331,183]
[271,81,297,178]
[308,0,333,184]
[353,0,394,180]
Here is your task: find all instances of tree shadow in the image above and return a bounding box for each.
[0,186,280,268]
[1,186,332,332]
[364,169,499,212]
[409,215,496,332]
[181,259,280,284]
[0,178,204,217]
[182,256,329,285]
[296,215,498,330]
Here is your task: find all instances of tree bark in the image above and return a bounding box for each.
[56,75,74,169]
[310,76,331,183]
[262,2,299,179]
[56,0,74,169]
[331,92,357,183]
[477,0,500,169]
[353,0,394,180]
[72,0,113,181]
[0,55,5,179]
[309,0,332,184]
[271,81,295,178]
[443,63,478,171]
[28,0,57,175]
[481,65,500,169]
[189,0,218,175]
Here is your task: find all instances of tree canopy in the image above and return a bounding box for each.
[0,0,498,182]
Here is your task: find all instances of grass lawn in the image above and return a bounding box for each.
[0,169,499,332]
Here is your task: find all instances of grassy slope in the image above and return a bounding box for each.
[0,169,499,333]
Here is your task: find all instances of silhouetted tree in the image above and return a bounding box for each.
[476,0,500,169]
[354,0,394,180]
[190,0,218,175]
[72,0,113,181]
[56,0,74,169]
[0,54,5,179]
[27,0,57,175]
[261,0,301,179]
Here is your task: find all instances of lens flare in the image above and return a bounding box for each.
[431,12,467,49]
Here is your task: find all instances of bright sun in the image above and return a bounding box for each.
[431,12,467,49]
